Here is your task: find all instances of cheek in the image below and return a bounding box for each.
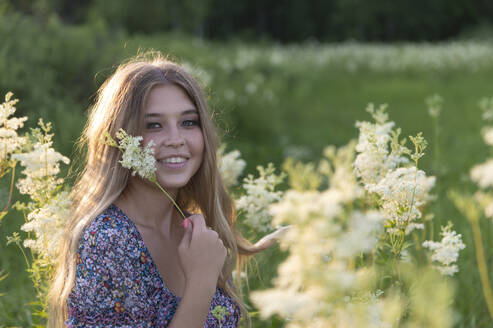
[191,131,205,156]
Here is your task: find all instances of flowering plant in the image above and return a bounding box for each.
[235,163,285,233]
[447,96,493,320]
[0,92,27,220]
[250,104,464,328]
[0,93,72,323]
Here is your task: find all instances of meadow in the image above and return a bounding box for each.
[1,16,493,327]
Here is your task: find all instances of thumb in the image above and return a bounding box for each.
[180,218,193,248]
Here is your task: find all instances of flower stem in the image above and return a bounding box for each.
[153,181,187,220]
[0,164,15,216]
[471,217,493,320]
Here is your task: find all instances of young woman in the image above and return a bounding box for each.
[48,52,274,327]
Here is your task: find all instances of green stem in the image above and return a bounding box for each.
[404,161,419,225]
[1,164,15,214]
[433,117,440,172]
[15,241,30,270]
[153,180,186,220]
[471,218,493,320]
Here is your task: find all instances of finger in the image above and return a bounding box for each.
[188,214,207,242]
[188,214,206,231]
[209,230,219,239]
[179,218,193,248]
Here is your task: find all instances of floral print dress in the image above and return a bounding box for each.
[66,204,241,327]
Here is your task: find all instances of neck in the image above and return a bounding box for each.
[115,176,181,236]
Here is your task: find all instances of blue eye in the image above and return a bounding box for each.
[146,122,161,129]
[183,120,200,127]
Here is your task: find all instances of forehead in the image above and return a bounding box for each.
[144,84,197,116]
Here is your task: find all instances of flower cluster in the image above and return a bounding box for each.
[0,92,27,174]
[13,129,70,202]
[426,94,443,118]
[459,96,493,319]
[320,142,364,202]
[353,104,409,188]
[368,167,435,233]
[469,97,493,219]
[423,223,466,276]
[104,129,157,181]
[470,98,493,191]
[235,163,285,232]
[354,104,435,234]
[21,191,71,260]
[12,119,71,260]
[251,143,401,328]
[217,145,246,188]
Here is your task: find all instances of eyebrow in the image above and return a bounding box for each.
[144,109,198,118]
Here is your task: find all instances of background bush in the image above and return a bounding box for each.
[3,0,493,42]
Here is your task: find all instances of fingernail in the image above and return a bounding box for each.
[183,219,190,228]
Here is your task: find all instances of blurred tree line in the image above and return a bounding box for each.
[2,0,493,42]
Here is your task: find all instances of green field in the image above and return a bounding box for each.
[1,15,493,327]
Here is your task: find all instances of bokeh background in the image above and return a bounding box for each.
[1,0,493,326]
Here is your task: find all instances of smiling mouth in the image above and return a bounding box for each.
[157,157,188,168]
[158,157,188,164]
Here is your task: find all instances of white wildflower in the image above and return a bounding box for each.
[231,270,247,281]
[250,288,319,320]
[11,119,71,261]
[320,142,365,202]
[479,97,493,121]
[474,191,493,219]
[0,92,27,162]
[13,141,70,199]
[21,191,71,260]
[236,163,284,232]
[217,145,246,188]
[436,265,459,276]
[426,94,443,118]
[481,127,493,146]
[422,223,465,276]
[353,104,409,188]
[334,210,384,258]
[269,189,343,229]
[115,129,156,180]
[471,159,493,189]
[368,166,435,233]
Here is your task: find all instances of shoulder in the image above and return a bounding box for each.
[79,204,136,252]
[76,204,145,271]
[69,205,155,325]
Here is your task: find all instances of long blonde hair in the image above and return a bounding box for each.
[48,52,267,327]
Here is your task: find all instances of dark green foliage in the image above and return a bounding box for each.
[3,0,493,42]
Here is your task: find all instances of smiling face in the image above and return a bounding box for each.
[140,83,205,193]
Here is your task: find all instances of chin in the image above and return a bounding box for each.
[156,178,191,191]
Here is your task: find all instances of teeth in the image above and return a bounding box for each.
[161,157,187,164]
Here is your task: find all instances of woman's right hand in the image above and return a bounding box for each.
[178,214,227,286]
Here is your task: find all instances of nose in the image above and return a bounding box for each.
[163,126,185,148]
